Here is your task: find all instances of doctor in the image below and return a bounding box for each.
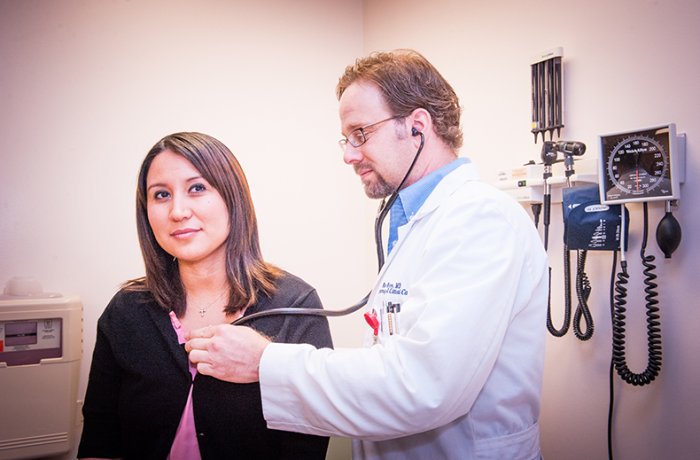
[187,49,549,459]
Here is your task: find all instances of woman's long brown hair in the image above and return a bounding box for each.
[125,132,280,316]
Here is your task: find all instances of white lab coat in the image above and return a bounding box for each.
[260,162,549,459]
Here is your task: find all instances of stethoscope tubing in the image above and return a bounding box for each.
[233,131,424,326]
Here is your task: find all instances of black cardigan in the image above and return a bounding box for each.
[78,272,333,460]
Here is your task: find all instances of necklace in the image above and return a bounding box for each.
[192,290,229,318]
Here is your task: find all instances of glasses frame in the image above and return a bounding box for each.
[339,115,404,149]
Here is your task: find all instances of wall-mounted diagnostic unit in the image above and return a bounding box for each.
[597,123,686,388]
[0,277,82,460]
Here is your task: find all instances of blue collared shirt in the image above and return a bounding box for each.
[387,157,470,253]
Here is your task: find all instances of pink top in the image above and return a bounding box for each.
[167,311,201,460]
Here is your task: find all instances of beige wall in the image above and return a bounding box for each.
[0,1,365,458]
[364,0,700,459]
[2,0,700,459]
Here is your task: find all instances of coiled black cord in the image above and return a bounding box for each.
[611,202,663,386]
[573,249,594,340]
[547,248,594,340]
[607,250,618,460]
[546,245,571,336]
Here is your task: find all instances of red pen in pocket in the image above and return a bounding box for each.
[364,311,379,336]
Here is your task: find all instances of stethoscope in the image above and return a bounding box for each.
[233,128,425,326]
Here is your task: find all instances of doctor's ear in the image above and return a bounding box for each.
[407,108,430,138]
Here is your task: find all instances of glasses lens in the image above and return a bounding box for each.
[348,129,365,147]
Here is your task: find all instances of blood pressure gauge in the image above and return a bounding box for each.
[599,124,683,204]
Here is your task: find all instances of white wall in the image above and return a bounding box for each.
[0,0,365,458]
[364,0,700,459]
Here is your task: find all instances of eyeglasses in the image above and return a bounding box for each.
[338,115,403,149]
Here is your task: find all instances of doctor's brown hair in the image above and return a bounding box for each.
[127,132,280,316]
[336,49,463,150]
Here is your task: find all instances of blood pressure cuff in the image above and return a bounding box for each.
[562,184,628,251]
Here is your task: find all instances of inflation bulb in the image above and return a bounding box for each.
[656,201,682,259]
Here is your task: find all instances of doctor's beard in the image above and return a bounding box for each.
[357,166,394,199]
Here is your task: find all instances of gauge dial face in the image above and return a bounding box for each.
[600,127,674,203]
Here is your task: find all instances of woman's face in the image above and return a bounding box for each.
[146,150,230,269]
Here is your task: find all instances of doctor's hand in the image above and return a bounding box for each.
[185,325,271,384]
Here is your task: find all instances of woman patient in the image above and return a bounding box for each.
[78,132,332,459]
